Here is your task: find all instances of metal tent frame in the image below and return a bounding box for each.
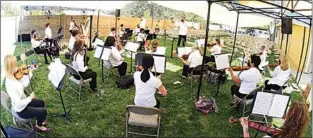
[196,0,312,100]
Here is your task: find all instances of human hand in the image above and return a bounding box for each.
[239,117,249,129]
[227,67,232,72]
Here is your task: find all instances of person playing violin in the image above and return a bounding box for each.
[264,55,291,91]
[204,38,222,63]
[31,30,52,64]
[227,54,262,107]
[4,55,50,132]
[233,100,309,138]
[180,46,203,78]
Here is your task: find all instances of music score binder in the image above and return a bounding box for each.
[135,53,167,74]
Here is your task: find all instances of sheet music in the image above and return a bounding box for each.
[152,56,166,73]
[215,54,230,70]
[100,47,111,61]
[125,42,140,52]
[155,46,166,55]
[94,46,103,58]
[196,39,205,47]
[268,95,290,118]
[252,92,273,115]
[177,47,192,57]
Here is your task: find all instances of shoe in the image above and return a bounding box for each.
[36,126,51,132]
[42,121,48,126]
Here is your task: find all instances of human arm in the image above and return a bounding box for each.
[227,67,241,85]
[240,117,250,138]
[6,81,35,111]
[180,57,190,65]
[155,78,167,96]
[111,47,123,61]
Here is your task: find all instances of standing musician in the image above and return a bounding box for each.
[264,55,291,91]
[119,24,125,39]
[31,30,52,64]
[105,36,128,77]
[205,38,222,63]
[44,23,53,47]
[179,46,203,78]
[259,45,267,70]
[227,54,262,106]
[4,55,50,132]
[133,55,168,108]
[72,39,97,92]
[137,28,146,51]
[177,15,188,47]
[69,16,77,35]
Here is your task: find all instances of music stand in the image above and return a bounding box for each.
[170,36,178,58]
[54,73,72,122]
[94,44,112,86]
[144,30,150,35]
[135,53,167,75]
[124,42,140,74]
[210,54,229,96]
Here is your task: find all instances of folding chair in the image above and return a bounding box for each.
[31,48,44,64]
[0,91,34,132]
[102,60,119,79]
[125,105,161,138]
[232,86,263,117]
[65,64,93,101]
[186,65,209,89]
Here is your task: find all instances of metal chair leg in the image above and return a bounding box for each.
[125,113,128,138]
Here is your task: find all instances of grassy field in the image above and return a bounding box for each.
[1,36,311,137]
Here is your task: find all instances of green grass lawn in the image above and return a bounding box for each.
[1,36,311,137]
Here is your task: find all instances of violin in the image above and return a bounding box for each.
[231,66,250,71]
[14,64,30,80]
[229,116,281,136]
[268,63,279,68]
[115,35,123,51]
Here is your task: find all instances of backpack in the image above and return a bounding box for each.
[195,96,218,114]
[116,75,134,89]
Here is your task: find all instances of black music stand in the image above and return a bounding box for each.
[135,52,167,75]
[124,42,140,74]
[94,44,111,86]
[207,66,227,97]
[170,36,178,58]
[55,73,72,123]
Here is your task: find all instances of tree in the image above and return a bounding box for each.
[1,2,20,17]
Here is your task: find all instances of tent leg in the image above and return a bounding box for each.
[296,27,306,81]
[196,1,211,100]
[229,11,240,65]
[285,34,289,55]
[298,21,311,84]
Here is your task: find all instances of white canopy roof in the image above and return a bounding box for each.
[152,1,274,27]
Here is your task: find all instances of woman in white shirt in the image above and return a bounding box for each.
[44,23,53,47]
[177,16,188,47]
[259,45,267,71]
[105,36,127,77]
[134,55,168,108]
[31,30,52,64]
[69,16,76,34]
[179,46,203,77]
[72,40,97,92]
[265,55,291,91]
[205,38,222,63]
[4,55,50,132]
[227,55,262,104]
[137,28,146,51]
[119,24,125,38]
[134,24,140,36]
[68,29,80,51]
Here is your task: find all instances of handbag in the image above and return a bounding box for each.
[116,75,134,89]
[195,96,218,114]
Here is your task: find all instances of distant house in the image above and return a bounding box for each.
[253,29,270,40]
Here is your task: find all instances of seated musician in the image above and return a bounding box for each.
[205,38,222,63]
[180,46,203,78]
[119,24,125,39]
[134,55,168,108]
[69,16,76,35]
[44,23,53,47]
[109,28,117,38]
[72,39,97,92]
[4,55,50,132]
[68,29,80,51]
[264,55,291,91]
[136,28,146,51]
[145,39,159,54]
[104,36,128,77]
[237,100,309,138]
[134,24,140,36]
[31,30,52,64]
[227,54,262,105]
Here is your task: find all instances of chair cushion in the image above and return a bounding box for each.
[11,109,32,123]
[69,76,92,84]
[128,112,159,128]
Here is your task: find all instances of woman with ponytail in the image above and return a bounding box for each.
[133,55,168,108]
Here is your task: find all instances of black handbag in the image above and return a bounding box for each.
[115,75,134,89]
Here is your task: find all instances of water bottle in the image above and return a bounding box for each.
[100,89,104,101]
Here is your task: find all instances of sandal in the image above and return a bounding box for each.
[36,126,51,132]
[42,121,48,126]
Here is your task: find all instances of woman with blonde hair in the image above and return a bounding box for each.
[238,100,309,138]
[265,55,291,90]
[4,55,50,132]
[145,39,159,54]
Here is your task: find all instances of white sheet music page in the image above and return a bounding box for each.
[94,46,103,58]
[196,39,205,47]
[268,95,290,118]
[101,48,111,61]
[252,92,273,115]
[215,54,230,70]
[156,46,166,55]
[125,42,140,52]
[152,56,166,73]
[177,47,192,57]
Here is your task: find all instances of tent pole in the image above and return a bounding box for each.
[97,10,100,31]
[273,21,277,43]
[229,11,240,65]
[280,33,284,50]
[298,21,311,84]
[89,15,93,50]
[151,3,154,31]
[196,0,211,100]
[296,27,306,81]
[285,34,289,55]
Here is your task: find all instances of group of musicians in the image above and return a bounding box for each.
[3,15,308,137]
